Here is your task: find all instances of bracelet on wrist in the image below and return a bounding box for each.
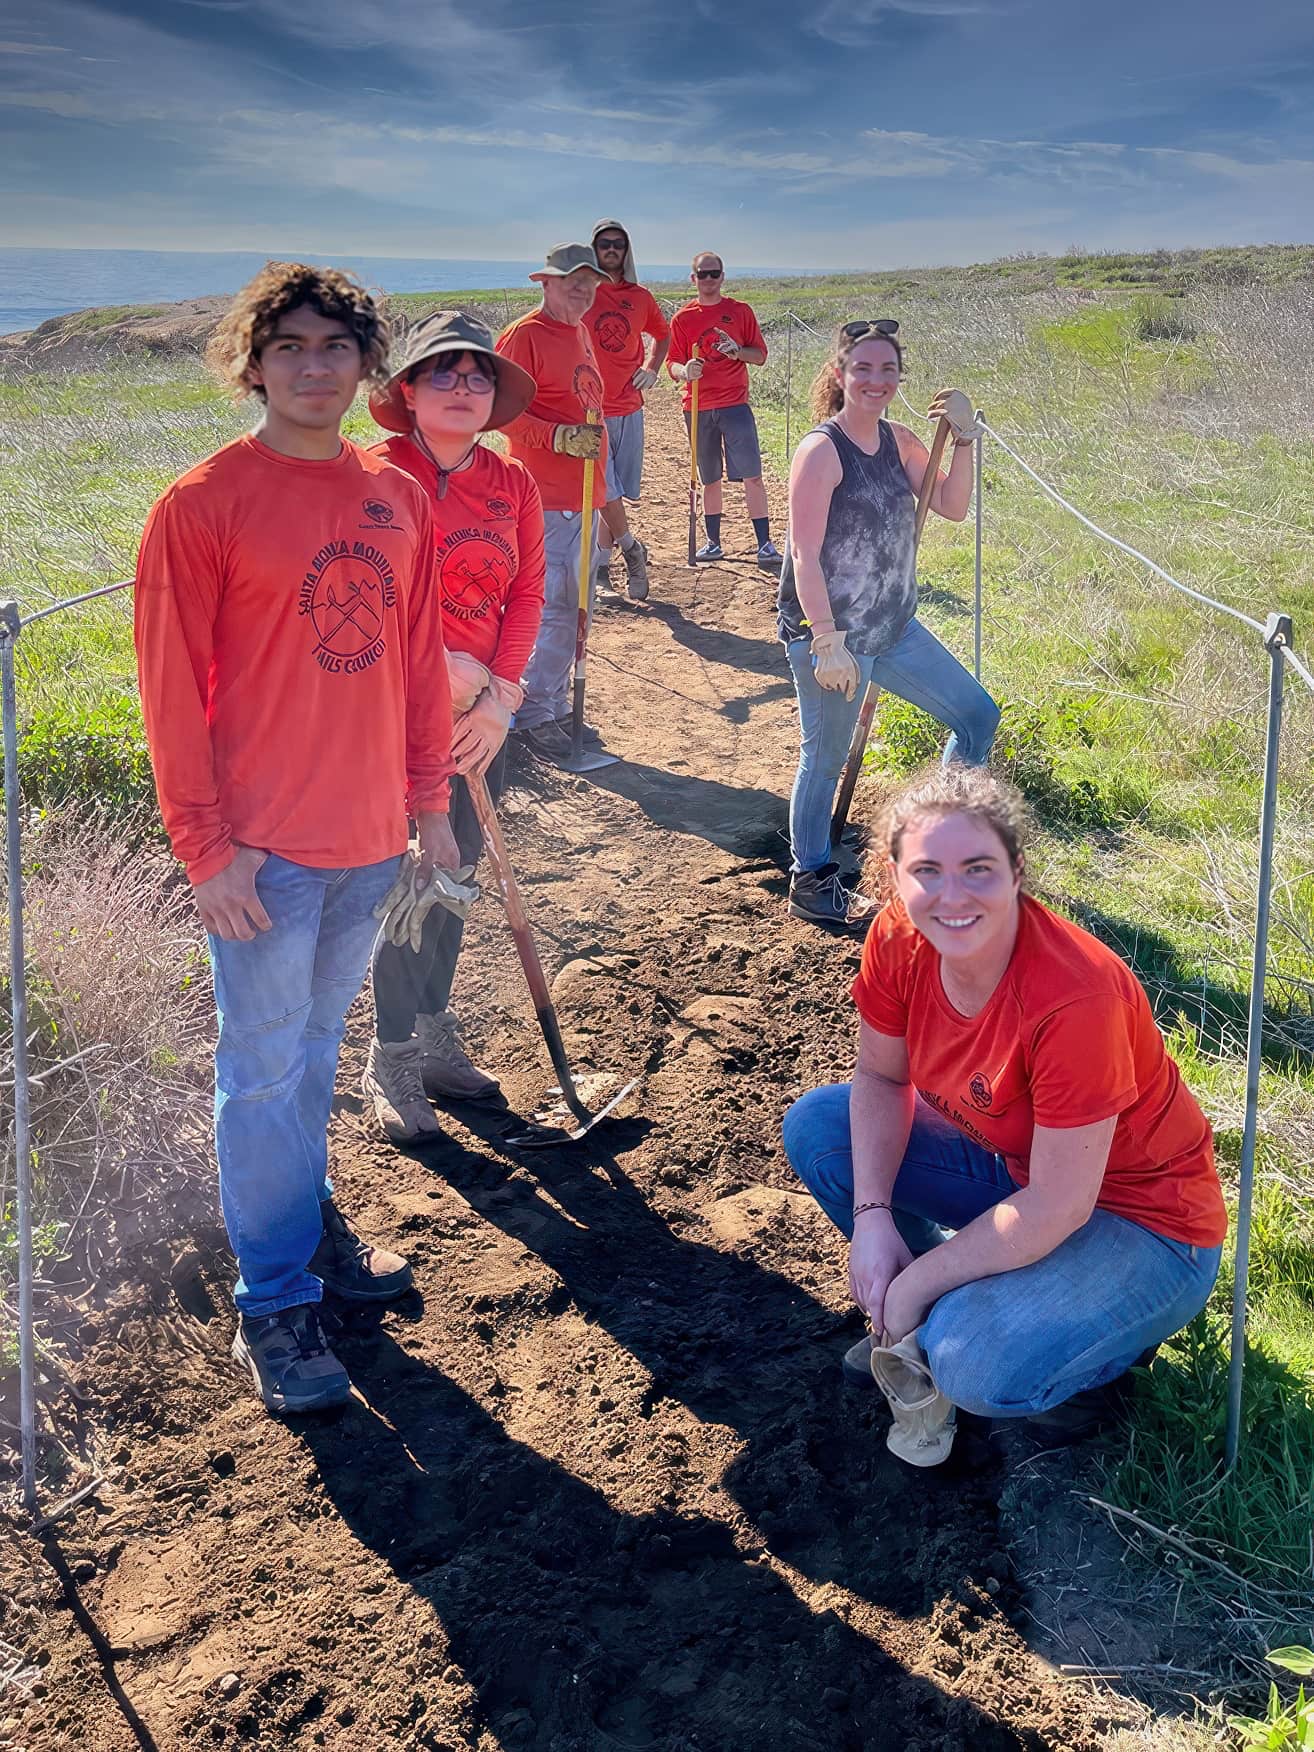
[852,1200,892,1220]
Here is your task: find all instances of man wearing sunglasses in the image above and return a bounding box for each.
[585,220,670,602]
[668,251,782,572]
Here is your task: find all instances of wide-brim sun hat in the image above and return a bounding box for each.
[529,242,606,283]
[370,309,535,435]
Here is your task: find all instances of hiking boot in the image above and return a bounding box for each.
[553,712,604,749]
[517,719,576,764]
[1023,1347,1159,1444]
[695,540,724,562]
[757,540,784,572]
[622,538,650,601]
[416,1009,501,1102]
[231,1303,351,1414]
[309,1197,413,1302]
[362,1036,441,1143]
[788,863,877,928]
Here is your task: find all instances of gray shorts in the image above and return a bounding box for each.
[684,401,762,484]
[603,409,645,502]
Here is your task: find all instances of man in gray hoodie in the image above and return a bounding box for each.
[583,219,670,601]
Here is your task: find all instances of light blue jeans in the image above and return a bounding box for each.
[208,852,403,1316]
[782,1083,1222,1417]
[785,616,1000,874]
[518,509,597,730]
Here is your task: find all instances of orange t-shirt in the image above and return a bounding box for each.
[584,281,670,416]
[496,307,608,512]
[372,437,545,685]
[852,896,1226,1247]
[134,435,453,888]
[667,296,767,411]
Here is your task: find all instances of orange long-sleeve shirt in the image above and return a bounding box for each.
[371,437,545,685]
[496,307,608,512]
[134,434,453,888]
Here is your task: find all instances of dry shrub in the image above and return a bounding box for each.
[0,811,214,1282]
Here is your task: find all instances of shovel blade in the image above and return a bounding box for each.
[505,1075,641,1150]
[557,747,621,774]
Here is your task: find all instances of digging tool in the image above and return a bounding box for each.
[687,353,700,567]
[828,415,952,849]
[468,770,638,1146]
[560,412,618,775]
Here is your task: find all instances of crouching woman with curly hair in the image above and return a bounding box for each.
[782,764,1226,1441]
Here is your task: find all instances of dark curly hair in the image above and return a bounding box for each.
[206,261,390,401]
[809,324,905,423]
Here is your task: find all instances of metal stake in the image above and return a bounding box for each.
[973,414,984,682]
[1225,610,1292,1472]
[785,314,793,462]
[0,603,36,1514]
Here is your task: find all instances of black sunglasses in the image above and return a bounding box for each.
[695,268,724,280]
[842,318,899,339]
[595,236,628,250]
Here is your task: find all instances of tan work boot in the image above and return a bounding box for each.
[362,1037,442,1142]
[415,1009,501,1102]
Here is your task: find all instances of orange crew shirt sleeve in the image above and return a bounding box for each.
[374,437,545,687]
[496,309,608,511]
[134,436,453,886]
[852,898,1226,1247]
[667,297,766,411]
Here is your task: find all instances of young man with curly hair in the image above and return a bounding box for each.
[134,262,459,1417]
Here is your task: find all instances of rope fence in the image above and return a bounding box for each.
[2,308,1310,1518]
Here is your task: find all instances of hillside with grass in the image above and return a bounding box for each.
[2,241,1313,1735]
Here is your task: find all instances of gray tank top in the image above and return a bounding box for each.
[777,417,917,658]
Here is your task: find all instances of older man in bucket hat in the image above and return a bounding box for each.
[584,219,669,602]
[496,242,609,767]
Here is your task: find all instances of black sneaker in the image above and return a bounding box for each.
[231,1303,351,1414]
[309,1198,413,1303]
[1023,1347,1159,1444]
[517,719,576,764]
[554,713,604,749]
[788,863,877,927]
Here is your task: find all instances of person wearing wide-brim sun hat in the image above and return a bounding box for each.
[361,310,547,1145]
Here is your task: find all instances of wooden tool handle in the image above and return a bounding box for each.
[914,416,952,544]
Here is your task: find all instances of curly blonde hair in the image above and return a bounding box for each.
[876,761,1029,878]
[809,324,905,423]
[205,261,390,401]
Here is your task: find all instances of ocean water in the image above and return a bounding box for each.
[0,248,806,336]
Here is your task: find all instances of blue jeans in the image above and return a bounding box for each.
[782,1083,1222,1417]
[785,616,1000,874]
[208,852,403,1316]
[518,510,597,730]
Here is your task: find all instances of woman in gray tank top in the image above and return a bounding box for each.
[777,322,1000,926]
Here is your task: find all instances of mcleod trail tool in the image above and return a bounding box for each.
[561,411,618,775]
[829,414,952,849]
[687,353,700,567]
[468,771,638,1147]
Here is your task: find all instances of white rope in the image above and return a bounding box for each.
[788,312,825,340]
[978,421,1269,638]
[20,577,135,627]
[1281,644,1314,697]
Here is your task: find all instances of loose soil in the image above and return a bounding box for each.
[2,390,1203,1751]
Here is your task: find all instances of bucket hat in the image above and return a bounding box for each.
[529,242,606,282]
[369,310,535,435]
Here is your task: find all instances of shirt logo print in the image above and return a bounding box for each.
[298,539,397,675]
[594,311,632,354]
[968,1072,993,1111]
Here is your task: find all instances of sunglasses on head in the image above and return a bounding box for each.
[841,318,899,339]
[695,267,724,280]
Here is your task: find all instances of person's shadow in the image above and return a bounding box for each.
[300,1308,1055,1752]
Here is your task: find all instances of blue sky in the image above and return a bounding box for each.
[2,0,1312,269]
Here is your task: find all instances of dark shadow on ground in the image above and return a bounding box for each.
[644,598,788,676]
[588,760,788,861]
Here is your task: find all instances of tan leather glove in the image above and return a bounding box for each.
[927,387,982,444]
[870,1332,956,1468]
[553,423,603,460]
[681,356,704,381]
[630,366,658,391]
[446,650,492,715]
[373,855,480,954]
[451,689,513,776]
[810,628,860,701]
[713,331,740,358]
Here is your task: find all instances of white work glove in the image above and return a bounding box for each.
[553,423,603,459]
[810,628,859,700]
[445,650,492,715]
[373,853,480,954]
[713,331,741,359]
[681,356,704,381]
[451,689,513,777]
[630,366,658,392]
[927,387,982,444]
[870,1332,956,1468]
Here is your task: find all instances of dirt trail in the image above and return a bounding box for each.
[3,390,1151,1752]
